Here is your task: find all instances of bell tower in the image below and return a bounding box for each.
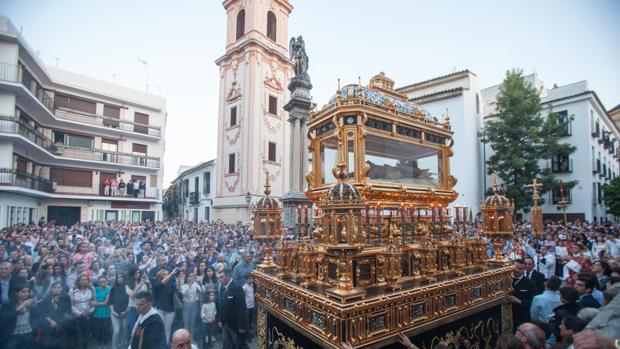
[213,0,294,223]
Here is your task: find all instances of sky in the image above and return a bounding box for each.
[2,0,619,187]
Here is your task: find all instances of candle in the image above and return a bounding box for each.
[463,207,468,223]
[297,206,301,224]
[304,206,309,224]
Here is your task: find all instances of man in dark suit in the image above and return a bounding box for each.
[575,272,601,308]
[218,267,249,349]
[524,257,545,295]
[508,259,537,329]
[130,291,168,349]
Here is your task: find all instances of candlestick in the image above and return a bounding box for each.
[304,206,309,224]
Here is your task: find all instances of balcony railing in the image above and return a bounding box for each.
[0,168,53,192]
[54,144,161,168]
[0,62,162,138]
[189,192,200,205]
[0,117,160,168]
[0,116,57,151]
[55,107,162,137]
[0,62,55,112]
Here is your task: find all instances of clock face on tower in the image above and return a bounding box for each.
[345,116,356,125]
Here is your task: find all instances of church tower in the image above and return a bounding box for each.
[213,0,293,222]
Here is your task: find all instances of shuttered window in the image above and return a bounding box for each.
[132,143,147,154]
[228,153,236,174]
[268,96,277,114]
[268,142,276,162]
[230,106,237,126]
[103,105,120,128]
[50,168,93,187]
[55,94,96,114]
[134,112,149,134]
[267,11,277,41]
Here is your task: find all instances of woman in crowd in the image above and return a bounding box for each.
[30,268,51,301]
[152,267,178,344]
[50,264,67,288]
[179,271,204,342]
[109,273,129,349]
[196,260,208,284]
[38,281,72,349]
[0,283,36,349]
[591,235,608,260]
[125,265,148,334]
[69,273,95,349]
[91,276,112,349]
[203,266,219,295]
[557,315,586,348]
[591,260,611,290]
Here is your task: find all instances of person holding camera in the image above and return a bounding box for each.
[153,267,178,344]
[0,283,36,349]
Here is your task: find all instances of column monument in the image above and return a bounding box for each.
[282,36,312,233]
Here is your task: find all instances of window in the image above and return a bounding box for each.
[50,168,93,187]
[552,186,571,205]
[230,106,237,126]
[268,95,277,115]
[205,207,210,222]
[268,142,277,162]
[183,179,189,198]
[54,94,96,114]
[228,153,236,174]
[132,143,147,166]
[103,105,120,128]
[150,175,157,187]
[203,172,211,194]
[102,139,118,163]
[236,9,245,40]
[267,11,277,41]
[593,183,597,204]
[551,154,571,173]
[67,134,93,149]
[194,176,199,194]
[134,112,149,134]
[555,111,571,136]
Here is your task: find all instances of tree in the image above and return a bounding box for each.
[602,177,620,217]
[479,69,576,214]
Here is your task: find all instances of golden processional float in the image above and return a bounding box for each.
[253,73,514,349]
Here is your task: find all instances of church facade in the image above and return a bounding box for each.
[213,0,294,222]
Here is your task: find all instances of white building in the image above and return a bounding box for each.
[165,160,216,223]
[397,70,485,218]
[0,17,167,228]
[213,0,293,223]
[481,74,620,223]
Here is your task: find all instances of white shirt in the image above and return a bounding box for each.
[201,302,217,323]
[180,282,204,303]
[242,283,255,309]
[539,252,556,279]
[126,284,147,307]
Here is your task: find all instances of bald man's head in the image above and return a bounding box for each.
[515,323,545,349]
[171,329,192,349]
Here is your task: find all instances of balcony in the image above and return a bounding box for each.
[0,62,162,139]
[0,117,160,169]
[55,107,162,138]
[0,62,55,112]
[0,116,57,152]
[54,144,161,168]
[189,192,200,205]
[0,168,53,192]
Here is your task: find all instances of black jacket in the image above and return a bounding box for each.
[130,310,167,349]
[512,276,537,328]
[525,270,545,295]
[217,280,248,332]
[580,294,601,308]
[551,302,582,339]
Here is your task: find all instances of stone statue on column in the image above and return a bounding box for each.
[282,35,313,234]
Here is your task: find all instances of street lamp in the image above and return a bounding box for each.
[245,191,252,223]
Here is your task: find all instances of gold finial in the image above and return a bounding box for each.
[264,171,271,196]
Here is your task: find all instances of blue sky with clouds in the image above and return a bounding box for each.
[2,0,619,185]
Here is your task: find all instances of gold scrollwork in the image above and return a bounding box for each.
[269,327,304,349]
[421,318,500,349]
[257,304,267,349]
[501,302,513,335]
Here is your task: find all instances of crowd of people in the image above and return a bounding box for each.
[102,178,146,198]
[0,220,257,349]
[0,218,619,349]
